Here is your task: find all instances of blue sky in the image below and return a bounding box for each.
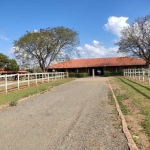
[0,0,150,59]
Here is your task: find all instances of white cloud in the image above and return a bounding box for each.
[104,16,129,37]
[0,35,8,41]
[76,40,122,58]
[33,30,38,33]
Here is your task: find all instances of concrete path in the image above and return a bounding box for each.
[0,77,129,150]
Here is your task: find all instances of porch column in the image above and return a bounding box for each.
[92,69,95,77]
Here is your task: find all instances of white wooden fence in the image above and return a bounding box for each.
[0,72,68,93]
[124,68,150,84]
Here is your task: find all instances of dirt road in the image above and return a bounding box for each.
[0,77,129,150]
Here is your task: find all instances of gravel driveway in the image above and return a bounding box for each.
[0,77,129,150]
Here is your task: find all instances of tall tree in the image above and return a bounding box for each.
[13,26,80,72]
[116,14,150,67]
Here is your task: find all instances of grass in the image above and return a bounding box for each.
[108,91,115,105]
[116,94,129,115]
[108,90,123,130]
[0,78,75,105]
[113,77,150,137]
[109,83,129,115]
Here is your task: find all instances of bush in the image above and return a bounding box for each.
[118,70,123,76]
[69,72,88,78]
[78,73,88,78]
[104,71,110,77]
[110,72,118,76]
[9,101,18,106]
[69,72,77,78]
[110,70,123,76]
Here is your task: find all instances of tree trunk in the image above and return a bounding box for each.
[42,68,45,73]
[146,62,150,68]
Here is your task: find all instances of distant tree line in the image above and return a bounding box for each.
[0,53,19,71]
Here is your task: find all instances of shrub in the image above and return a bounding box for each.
[9,101,18,106]
[69,72,88,78]
[104,71,110,77]
[69,72,77,78]
[110,72,118,76]
[78,73,88,78]
[118,70,123,76]
[110,70,123,76]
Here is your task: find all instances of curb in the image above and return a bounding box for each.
[108,80,138,150]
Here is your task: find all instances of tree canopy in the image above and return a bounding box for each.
[0,53,19,71]
[0,53,9,68]
[6,59,19,71]
[116,14,150,67]
[13,26,80,72]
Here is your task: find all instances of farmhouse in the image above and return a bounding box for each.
[48,57,146,76]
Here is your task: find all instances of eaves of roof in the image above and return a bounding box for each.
[48,57,146,69]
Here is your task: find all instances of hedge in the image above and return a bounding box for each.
[69,72,88,78]
[78,73,88,78]
[69,71,123,77]
[104,71,110,77]
[110,70,123,76]
[104,70,123,77]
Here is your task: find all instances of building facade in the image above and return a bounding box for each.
[48,57,146,76]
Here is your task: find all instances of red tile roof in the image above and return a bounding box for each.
[17,70,28,73]
[48,57,146,69]
[0,69,28,74]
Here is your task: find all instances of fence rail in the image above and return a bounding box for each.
[0,72,68,93]
[124,68,150,84]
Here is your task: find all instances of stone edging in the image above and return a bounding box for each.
[108,80,138,150]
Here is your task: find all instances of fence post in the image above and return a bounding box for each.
[55,72,56,80]
[28,73,30,87]
[36,73,37,84]
[132,69,134,79]
[5,74,7,93]
[48,73,49,82]
[142,68,145,82]
[134,68,136,80]
[42,73,44,83]
[51,72,53,81]
[138,68,140,81]
[58,72,59,79]
[18,74,19,90]
[67,72,68,78]
[148,68,150,84]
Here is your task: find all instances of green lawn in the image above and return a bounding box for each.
[112,77,150,137]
